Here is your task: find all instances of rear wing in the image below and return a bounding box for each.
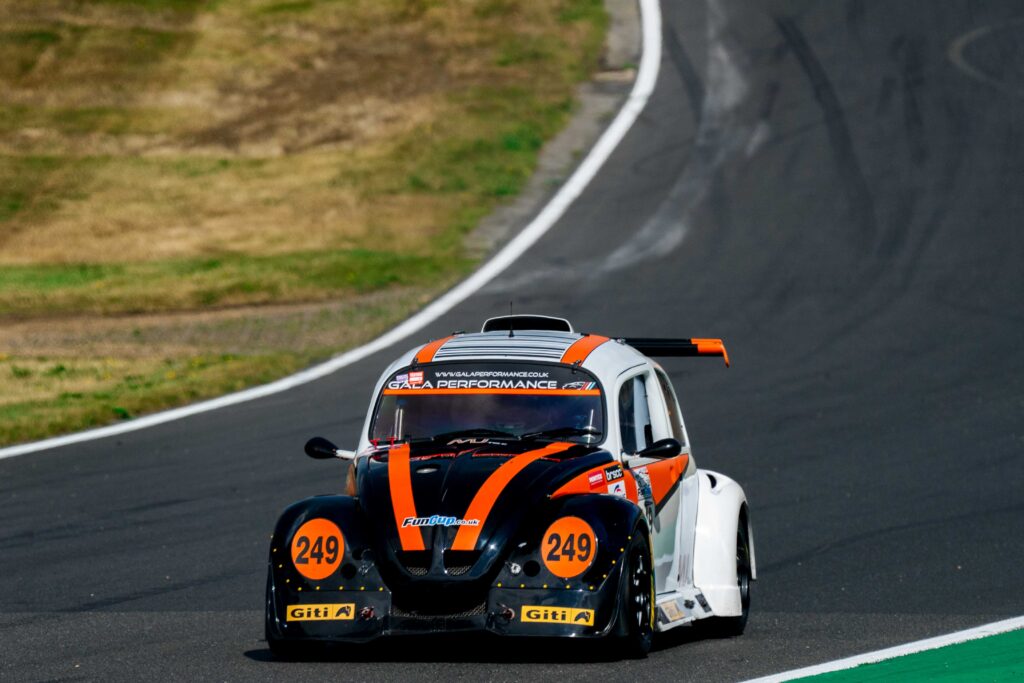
[621,338,730,367]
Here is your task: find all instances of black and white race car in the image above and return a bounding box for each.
[266,314,754,657]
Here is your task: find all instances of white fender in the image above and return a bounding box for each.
[692,469,756,617]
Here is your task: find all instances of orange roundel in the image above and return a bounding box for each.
[541,516,597,579]
[290,518,344,580]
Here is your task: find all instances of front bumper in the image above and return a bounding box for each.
[267,583,622,643]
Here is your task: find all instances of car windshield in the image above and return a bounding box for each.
[370,362,604,444]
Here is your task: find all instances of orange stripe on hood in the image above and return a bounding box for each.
[451,442,574,551]
[388,443,425,551]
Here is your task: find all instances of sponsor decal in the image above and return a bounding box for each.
[521,606,595,626]
[383,366,599,393]
[402,515,480,528]
[604,465,624,483]
[607,480,626,497]
[434,370,550,379]
[436,379,557,390]
[286,603,355,622]
[410,452,457,461]
[385,378,563,391]
[587,471,604,489]
[633,465,655,519]
[632,465,651,488]
[659,600,685,622]
[386,380,436,390]
[633,466,653,501]
[448,437,495,446]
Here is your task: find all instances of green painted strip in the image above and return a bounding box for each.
[794,628,1024,682]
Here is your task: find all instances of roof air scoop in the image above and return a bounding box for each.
[481,315,574,333]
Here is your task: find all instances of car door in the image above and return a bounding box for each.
[652,366,699,591]
[617,369,687,594]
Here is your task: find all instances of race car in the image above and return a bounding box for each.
[265,314,755,657]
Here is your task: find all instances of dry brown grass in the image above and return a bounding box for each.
[0,0,608,446]
[0,0,605,265]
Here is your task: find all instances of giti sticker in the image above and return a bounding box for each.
[607,480,626,497]
[587,471,604,489]
[286,604,355,621]
[604,465,623,483]
[521,606,595,626]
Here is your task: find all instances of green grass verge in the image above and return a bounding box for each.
[0,249,472,316]
[0,352,309,445]
[794,628,1024,682]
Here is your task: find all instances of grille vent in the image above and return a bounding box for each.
[432,332,577,361]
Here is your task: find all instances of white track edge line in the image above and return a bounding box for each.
[0,0,663,461]
[741,615,1024,682]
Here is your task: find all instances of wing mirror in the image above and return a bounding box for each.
[636,438,682,459]
[305,436,356,461]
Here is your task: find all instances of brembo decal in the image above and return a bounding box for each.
[521,606,595,626]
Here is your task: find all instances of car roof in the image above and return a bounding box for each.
[356,323,669,451]
[382,330,649,378]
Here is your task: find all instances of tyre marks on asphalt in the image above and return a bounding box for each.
[773,14,879,252]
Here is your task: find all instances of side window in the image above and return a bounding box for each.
[618,375,652,454]
[618,379,636,453]
[654,368,687,446]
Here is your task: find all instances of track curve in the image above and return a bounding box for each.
[3,1,1023,681]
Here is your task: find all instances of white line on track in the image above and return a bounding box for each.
[0,0,663,461]
[741,615,1024,682]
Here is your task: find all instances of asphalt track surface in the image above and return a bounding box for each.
[2,1,1023,681]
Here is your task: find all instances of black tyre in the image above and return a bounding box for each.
[265,569,309,660]
[703,517,751,637]
[616,532,655,658]
[266,621,306,660]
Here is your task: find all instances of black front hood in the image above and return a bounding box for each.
[358,439,614,589]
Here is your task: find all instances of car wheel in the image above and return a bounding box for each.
[703,518,751,637]
[265,569,308,660]
[617,532,655,658]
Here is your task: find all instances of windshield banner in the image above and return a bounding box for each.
[384,365,600,395]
